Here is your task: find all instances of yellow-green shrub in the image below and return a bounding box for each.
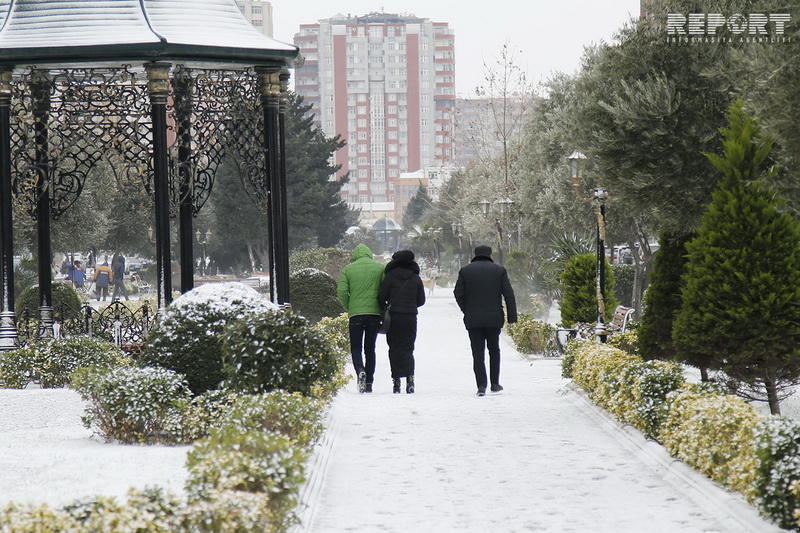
[505,314,558,356]
[0,502,78,532]
[659,386,759,498]
[311,312,351,400]
[570,342,641,411]
[793,480,800,528]
[607,328,639,356]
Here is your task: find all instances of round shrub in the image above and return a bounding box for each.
[222,391,325,450]
[289,268,344,323]
[140,282,278,394]
[559,253,617,327]
[15,282,82,321]
[71,365,192,444]
[221,309,339,397]
[505,314,558,356]
[753,416,800,529]
[186,427,306,530]
[0,336,128,388]
[181,489,276,533]
[289,248,350,279]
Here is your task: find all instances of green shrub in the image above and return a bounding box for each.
[753,416,800,529]
[560,338,590,379]
[289,248,350,279]
[623,360,685,438]
[177,389,242,443]
[559,253,617,326]
[186,427,306,532]
[659,385,759,497]
[221,310,339,397]
[0,336,128,389]
[15,282,83,324]
[505,314,558,356]
[72,365,193,444]
[288,268,344,323]
[570,342,640,410]
[181,489,277,532]
[311,312,352,400]
[140,282,278,394]
[222,391,325,450]
[612,263,635,307]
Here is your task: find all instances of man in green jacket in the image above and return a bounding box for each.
[337,243,385,393]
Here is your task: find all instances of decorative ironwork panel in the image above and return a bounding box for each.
[10,66,153,219]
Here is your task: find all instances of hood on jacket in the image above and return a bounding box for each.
[351,243,374,261]
[385,253,420,276]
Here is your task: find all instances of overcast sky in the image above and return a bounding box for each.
[270,0,642,97]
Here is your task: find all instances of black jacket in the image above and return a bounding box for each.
[453,255,517,329]
[379,259,426,314]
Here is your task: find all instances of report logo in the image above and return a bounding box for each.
[666,13,792,44]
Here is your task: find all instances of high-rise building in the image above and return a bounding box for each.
[293,12,455,209]
[235,0,273,37]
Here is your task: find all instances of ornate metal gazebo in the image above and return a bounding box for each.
[0,0,299,350]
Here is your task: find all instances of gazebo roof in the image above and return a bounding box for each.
[0,0,298,66]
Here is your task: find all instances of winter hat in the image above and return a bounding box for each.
[474,245,492,258]
[392,249,415,263]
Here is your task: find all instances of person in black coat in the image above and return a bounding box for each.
[379,249,426,394]
[453,245,517,396]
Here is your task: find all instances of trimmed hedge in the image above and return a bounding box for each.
[566,340,800,530]
[288,268,344,323]
[0,336,128,389]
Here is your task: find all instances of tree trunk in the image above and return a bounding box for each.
[700,367,709,382]
[246,244,256,273]
[764,371,782,415]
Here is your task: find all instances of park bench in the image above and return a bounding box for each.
[555,305,635,354]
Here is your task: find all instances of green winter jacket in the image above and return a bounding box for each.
[337,244,385,316]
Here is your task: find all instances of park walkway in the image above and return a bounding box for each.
[301,293,779,533]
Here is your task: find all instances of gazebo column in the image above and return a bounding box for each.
[277,68,291,306]
[0,67,17,350]
[174,69,194,293]
[146,62,173,310]
[256,67,282,304]
[32,74,53,337]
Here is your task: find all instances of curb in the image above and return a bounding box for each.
[564,383,786,533]
[294,403,341,533]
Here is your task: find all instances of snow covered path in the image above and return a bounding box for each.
[304,293,762,533]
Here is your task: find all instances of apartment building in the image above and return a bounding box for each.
[293,12,455,210]
[235,0,273,37]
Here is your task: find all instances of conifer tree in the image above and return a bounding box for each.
[637,232,693,363]
[673,101,800,414]
[559,253,617,327]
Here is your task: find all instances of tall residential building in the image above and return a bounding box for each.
[236,0,273,37]
[293,12,455,208]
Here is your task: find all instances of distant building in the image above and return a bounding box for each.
[293,12,455,218]
[394,166,458,222]
[235,0,273,37]
[454,97,527,167]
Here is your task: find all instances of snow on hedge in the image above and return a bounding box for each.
[169,282,278,315]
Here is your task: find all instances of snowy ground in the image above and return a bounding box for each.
[0,388,188,507]
[303,294,782,533]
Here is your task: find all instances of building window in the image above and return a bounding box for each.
[252,6,262,14]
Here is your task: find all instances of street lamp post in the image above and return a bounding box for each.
[567,150,608,342]
[478,196,515,265]
[195,229,211,277]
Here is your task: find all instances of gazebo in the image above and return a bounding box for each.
[0,0,299,350]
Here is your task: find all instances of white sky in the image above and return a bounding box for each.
[271,0,642,97]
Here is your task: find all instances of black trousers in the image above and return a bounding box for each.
[386,311,417,379]
[468,327,501,390]
[349,315,381,384]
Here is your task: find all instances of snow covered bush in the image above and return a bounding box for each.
[311,312,351,400]
[186,427,306,532]
[72,365,193,444]
[140,282,278,394]
[505,313,558,356]
[619,360,685,438]
[289,268,344,323]
[0,336,128,389]
[570,342,640,410]
[560,338,590,378]
[289,247,350,279]
[607,328,639,356]
[753,416,800,530]
[221,391,325,450]
[0,502,79,531]
[181,489,277,532]
[221,309,339,397]
[659,385,759,497]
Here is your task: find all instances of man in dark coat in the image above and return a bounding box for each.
[453,245,517,396]
[379,250,426,394]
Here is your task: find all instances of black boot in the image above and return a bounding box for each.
[392,378,401,394]
[406,375,415,394]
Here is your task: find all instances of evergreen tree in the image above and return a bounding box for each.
[673,101,800,415]
[637,232,693,363]
[402,186,432,230]
[559,253,617,327]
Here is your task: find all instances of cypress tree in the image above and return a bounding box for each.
[559,253,617,327]
[638,232,693,363]
[673,101,800,414]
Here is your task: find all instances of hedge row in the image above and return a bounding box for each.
[564,340,800,530]
[504,314,558,357]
